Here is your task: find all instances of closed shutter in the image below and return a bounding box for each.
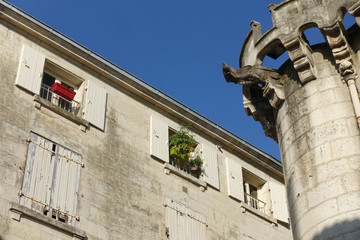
[165,197,206,240]
[150,116,169,162]
[51,145,81,224]
[20,133,81,225]
[186,208,206,240]
[15,45,45,94]
[202,144,219,190]
[84,80,107,130]
[20,133,54,212]
[269,181,289,223]
[226,157,244,201]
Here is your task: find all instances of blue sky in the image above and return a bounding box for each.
[9,1,296,159]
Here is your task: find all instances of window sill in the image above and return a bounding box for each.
[163,163,207,191]
[33,95,89,131]
[9,202,87,239]
[240,202,278,225]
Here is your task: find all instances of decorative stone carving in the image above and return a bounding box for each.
[322,23,351,63]
[339,60,355,78]
[223,63,285,141]
[282,35,316,84]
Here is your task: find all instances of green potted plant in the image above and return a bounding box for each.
[169,126,196,163]
[190,156,203,170]
[169,126,203,177]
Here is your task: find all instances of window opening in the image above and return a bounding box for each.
[262,50,290,70]
[40,71,80,114]
[302,27,326,47]
[243,169,266,214]
[168,127,202,178]
[343,12,356,30]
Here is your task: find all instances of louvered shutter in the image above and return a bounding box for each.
[51,145,81,224]
[186,208,206,240]
[165,197,206,240]
[269,181,289,222]
[84,80,107,130]
[15,45,45,94]
[150,116,169,162]
[20,133,54,212]
[20,133,81,225]
[202,144,219,190]
[165,197,186,240]
[226,157,244,201]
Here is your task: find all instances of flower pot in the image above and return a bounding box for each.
[52,83,76,101]
[191,164,200,171]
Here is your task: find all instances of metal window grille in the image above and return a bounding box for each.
[19,133,82,225]
[243,192,266,213]
[40,83,80,114]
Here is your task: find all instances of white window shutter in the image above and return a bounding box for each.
[226,157,244,202]
[202,144,219,190]
[84,80,107,130]
[150,116,169,162]
[269,181,289,223]
[15,45,45,94]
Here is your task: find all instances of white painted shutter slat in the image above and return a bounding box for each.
[226,157,244,202]
[150,116,169,162]
[71,154,82,225]
[269,181,289,223]
[15,45,45,94]
[202,144,219,189]
[84,80,107,130]
[20,133,38,208]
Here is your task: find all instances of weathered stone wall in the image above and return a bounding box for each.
[277,44,360,239]
[0,3,292,240]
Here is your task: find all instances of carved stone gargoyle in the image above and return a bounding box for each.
[222,63,285,141]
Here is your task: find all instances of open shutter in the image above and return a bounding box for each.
[202,144,219,190]
[269,181,289,223]
[84,80,107,130]
[150,116,169,162]
[226,157,244,201]
[15,45,45,94]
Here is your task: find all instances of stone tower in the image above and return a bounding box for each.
[224,0,360,239]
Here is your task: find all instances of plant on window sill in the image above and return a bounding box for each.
[169,126,203,178]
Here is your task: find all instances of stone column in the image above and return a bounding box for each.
[276,47,360,239]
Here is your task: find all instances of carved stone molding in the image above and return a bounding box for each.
[282,35,316,84]
[322,22,352,67]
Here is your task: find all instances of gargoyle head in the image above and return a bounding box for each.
[222,63,263,85]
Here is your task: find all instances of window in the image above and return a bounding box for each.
[226,158,289,222]
[19,132,82,225]
[165,197,207,240]
[39,71,80,115]
[15,45,108,130]
[242,169,266,214]
[150,116,220,189]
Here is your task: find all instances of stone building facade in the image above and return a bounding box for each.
[0,1,292,240]
[224,0,360,239]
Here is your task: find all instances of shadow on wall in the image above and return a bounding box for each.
[311,219,360,240]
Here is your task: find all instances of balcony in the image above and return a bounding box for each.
[40,83,79,114]
[244,192,266,214]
